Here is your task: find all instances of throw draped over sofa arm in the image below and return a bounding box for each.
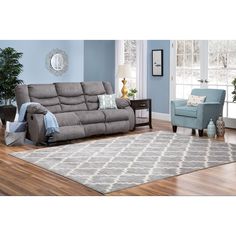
[27,104,48,115]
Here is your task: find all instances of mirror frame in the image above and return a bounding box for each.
[46,49,68,76]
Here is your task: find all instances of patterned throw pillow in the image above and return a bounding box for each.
[98,94,117,109]
[187,95,206,106]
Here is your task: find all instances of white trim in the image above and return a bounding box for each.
[169,40,176,105]
[200,40,208,88]
[224,117,236,129]
[152,112,170,121]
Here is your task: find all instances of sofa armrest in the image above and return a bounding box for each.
[27,104,48,115]
[116,98,131,109]
[26,113,46,144]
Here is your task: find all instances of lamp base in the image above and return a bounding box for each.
[121,78,128,99]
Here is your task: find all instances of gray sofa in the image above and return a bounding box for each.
[15,81,135,145]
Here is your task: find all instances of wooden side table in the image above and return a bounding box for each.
[130,99,152,130]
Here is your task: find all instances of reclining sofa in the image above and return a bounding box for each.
[15,81,135,145]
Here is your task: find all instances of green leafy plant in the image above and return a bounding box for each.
[0,47,23,105]
[232,78,236,102]
[128,88,138,99]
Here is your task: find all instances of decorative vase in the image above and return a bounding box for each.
[207,119,216,138]
[216,116,225,137]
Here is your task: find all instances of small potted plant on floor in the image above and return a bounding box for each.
[0,47,23,125]
[128,88,138,100]
[232,78,236,102]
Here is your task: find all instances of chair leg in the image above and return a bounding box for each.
[172,125,177,133]
[198,129,204,137]
[192,129,196,135]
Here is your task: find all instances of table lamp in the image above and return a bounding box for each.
[117,64,132,99]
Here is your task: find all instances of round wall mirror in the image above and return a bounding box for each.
[46,49,68,76]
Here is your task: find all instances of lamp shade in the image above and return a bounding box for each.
[117,64,132,78]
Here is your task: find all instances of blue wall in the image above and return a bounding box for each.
[0,40,84,84]
[147,40,170,113]
[0,40,170,114]
[84,40,115,88]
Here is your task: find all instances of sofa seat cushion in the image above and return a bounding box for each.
[50,125,85,142]
[102,109,129,122]
[75,110,105,124]
[175,106,197,118]
[54,112,81,127]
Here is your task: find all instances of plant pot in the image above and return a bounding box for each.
[0,105,17,126]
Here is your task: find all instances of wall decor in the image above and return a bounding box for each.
[46,49,68,76]
[152,49,163,76]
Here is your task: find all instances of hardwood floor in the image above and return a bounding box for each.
[0,119,236,196]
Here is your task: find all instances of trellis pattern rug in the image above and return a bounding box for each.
[10,131,236,194]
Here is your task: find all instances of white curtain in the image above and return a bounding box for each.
[136,40,147,99]
[115,40,124,96]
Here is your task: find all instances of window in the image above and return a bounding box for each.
[176,40,201,99]
[208,40,236,119]
[174,40,236,125]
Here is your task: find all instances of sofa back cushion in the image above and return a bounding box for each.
[54,83,87,112]
[28,84,62,113]
[15,84,31,110]
[81,81,106,110]
[15,81,114,113]
[102,81,113,94]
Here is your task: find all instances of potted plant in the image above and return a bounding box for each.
[0,47,23,125]
[232,78,236,102]
[128,88,138,100]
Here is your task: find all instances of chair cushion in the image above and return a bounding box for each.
[54,112,81,127]
[75,110,105,124]
[187,95,206,106]
[175,106,197,118]
[191,88,225,104]
[102,109,129,122]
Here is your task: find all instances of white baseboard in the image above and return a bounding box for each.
[152,112,170,121]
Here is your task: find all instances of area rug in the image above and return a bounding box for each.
[10,131,236,194]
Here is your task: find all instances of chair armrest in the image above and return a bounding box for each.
[27,104,48,115]
[171,99,187,107]
[171,99,187,124]
[116,98,131,109]
[197,102,221,112]
[197,102,222,127]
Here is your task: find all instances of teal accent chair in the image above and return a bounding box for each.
[171,89,226,136]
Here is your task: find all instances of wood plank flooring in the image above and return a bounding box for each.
[0,119,236,196]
